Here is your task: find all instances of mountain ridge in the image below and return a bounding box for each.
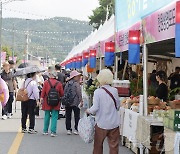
[1,17,92,62]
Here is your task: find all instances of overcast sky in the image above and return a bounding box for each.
[2,0,99,21]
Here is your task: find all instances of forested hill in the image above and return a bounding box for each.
[2,17,92,62]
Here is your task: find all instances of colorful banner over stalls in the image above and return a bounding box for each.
[116,22,141,52]
[116,1,177,52]
[115,0,176,31]
[143,1,176,44]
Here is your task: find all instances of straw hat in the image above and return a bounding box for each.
[97,69,113,85]
[67,70,81,81]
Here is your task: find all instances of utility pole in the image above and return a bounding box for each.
[25,19,29,62]
[12,23,15,62]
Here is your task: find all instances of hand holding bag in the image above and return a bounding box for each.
[78,114,95,143]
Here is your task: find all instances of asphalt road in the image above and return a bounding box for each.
[0,101,133,154]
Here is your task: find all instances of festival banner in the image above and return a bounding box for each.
[115,0,176,31]
[143,1,176,44]
[1,52,6,63]
[116,22,141,52]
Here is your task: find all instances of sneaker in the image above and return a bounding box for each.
[43,132,48,135]
[7,114,12,119]
[2,115,7,120]
[22,129,28,133]
[51,133,57,137]
[28,129,38,134]
[74,130,79,135]
[67,130,72,135]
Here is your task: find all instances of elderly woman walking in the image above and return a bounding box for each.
[64,70,83,135]
[40,68,64,137]
[86,69,120,154]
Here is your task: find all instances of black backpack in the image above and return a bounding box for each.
[61,81,76,106]
[47,80,60,106]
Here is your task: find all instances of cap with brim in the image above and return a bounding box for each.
[67,70,81,81]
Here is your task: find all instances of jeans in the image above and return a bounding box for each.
[2,92,14,116]
[21,99,36,130]
[65,106,80,131]
[43,110,59,133]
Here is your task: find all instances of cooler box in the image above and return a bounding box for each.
[112,80,130,97]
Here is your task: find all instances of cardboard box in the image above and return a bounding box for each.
[169,101,180,109]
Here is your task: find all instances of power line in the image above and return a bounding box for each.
[3,7,89,25]
[2,28,91,34]
[2,28,82,42]
[30,30,91,34]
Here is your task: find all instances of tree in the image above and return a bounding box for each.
[89,0,115,29]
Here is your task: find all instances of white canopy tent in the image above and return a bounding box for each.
[63,15,115,62]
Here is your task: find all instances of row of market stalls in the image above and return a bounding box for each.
[62,0,180,153]
[61,14,115,71]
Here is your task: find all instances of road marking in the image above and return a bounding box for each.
[8,120,29,154]
[8,127,24,154]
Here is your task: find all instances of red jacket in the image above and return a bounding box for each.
[41,78,64,111]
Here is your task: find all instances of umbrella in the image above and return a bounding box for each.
[15,65,40,76]
[39,67,46,72]
[18,63,31,68]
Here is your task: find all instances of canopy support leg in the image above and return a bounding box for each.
[143,44,148,116]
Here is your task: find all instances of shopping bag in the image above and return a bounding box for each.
[78,114,95,143]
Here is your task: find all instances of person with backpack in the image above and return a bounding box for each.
[21,72,40,134]
[40,68,64,137]
[63,70,83,135]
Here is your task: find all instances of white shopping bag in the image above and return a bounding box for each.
[78,114,95,143]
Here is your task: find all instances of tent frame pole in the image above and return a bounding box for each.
[99,57,102,71]
[143,44,148,116]
[115,55,118,80]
